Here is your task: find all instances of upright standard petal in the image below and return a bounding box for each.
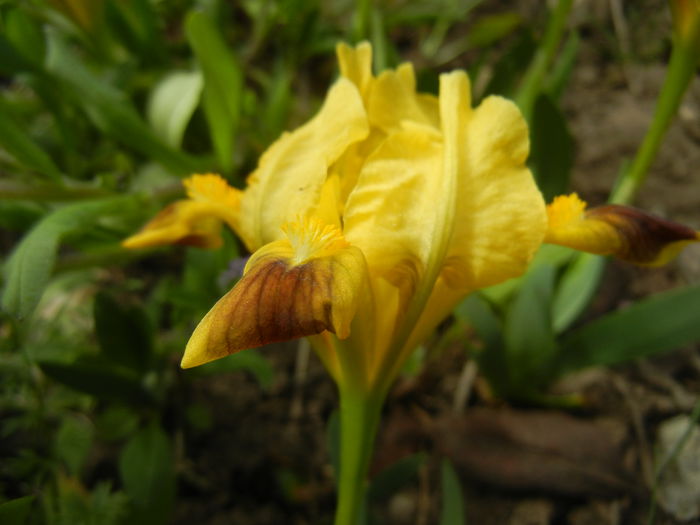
[441,93,547,291]
[545,193,700,266]
[336,41,374,102]
[237,78,369,251]
[181,219,368,368]
[343,124,444,290]
[122,174,240,249]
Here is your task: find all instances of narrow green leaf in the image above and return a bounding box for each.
[503,263,557,392]
[4,7,46,67]
[147,71,203,148]
[455,293,508,396]
[440,459,466,525]
[557,283,700,373]
[0,97,62,181]
[546,30,580,101]
[39,360,153,405]
[119,422,175,525]
[185,10,243,173]
[552,253,606,333]
[94,291,153,373]
[529,93,574,201]
[2,196,136,319]
[44,33,202,175]
[105,0,164,62]
[466,12,521,49]
[0,496,34,525]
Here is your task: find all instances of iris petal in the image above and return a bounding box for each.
[181,219,368,368]
[441,95,547,291]
[545,193,700,266]
[237,78,369,251]
[122,173,240,249]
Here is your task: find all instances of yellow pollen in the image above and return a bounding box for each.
[546,193,588,229]
[281,218,349,265]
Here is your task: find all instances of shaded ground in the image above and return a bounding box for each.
[171,3,700,524]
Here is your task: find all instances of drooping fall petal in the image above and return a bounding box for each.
[122,174,240,249]
[181,219,368,368]
[544,193,700,266]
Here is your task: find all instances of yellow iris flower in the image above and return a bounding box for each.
[124,42,699,396]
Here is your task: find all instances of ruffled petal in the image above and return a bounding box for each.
[237,78,369,251]
[181,219,368,368]
[441,94,547,291]
[336,41,374,101]
[122,174,240,250]
[544,193,700,266]
[342,123,444,290]
[367,63,440,133]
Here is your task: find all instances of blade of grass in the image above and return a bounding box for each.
[185,10,243,174]
[557,283,700,374]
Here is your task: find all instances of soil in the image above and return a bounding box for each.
[171,3,700,524]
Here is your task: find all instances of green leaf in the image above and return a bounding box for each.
[503,263,557,393]
[119,422,175,525]
[367,453,426,502]
[2,196,136,319]
[440,459,465,525]
[185,10,243,173]
[0,97,63,181]
[0,496,34,525]
[95,405,140,442]
[552,253,606,333]
[546,30,579,101]
[94,291,153,373]
[466,12,521,49]
[44,33,202,175]
[55,415,94,476]
[105,0,164,62]
[147,70,203,148]
[4,7,46,68]
[557,283,700,373]
[38,360,153,405]
[529,93,574,201]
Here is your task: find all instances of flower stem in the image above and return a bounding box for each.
[611,34,700,204]
[334,387,383,525]
[515,0,574,121]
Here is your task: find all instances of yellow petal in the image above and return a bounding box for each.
[367,63,440,133]
[122,173,240,250]
[336,41,374,101]
[343,124,444,290]
[237,77,369,251]
[181,219,368,368]
[544,193,700,266]
[442,93,547,291]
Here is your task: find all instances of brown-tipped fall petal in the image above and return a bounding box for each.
[122,174,241,250]
[544,194,700,266]
[181,220,368,368]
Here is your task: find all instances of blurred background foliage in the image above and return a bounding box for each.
[1,0,699,523]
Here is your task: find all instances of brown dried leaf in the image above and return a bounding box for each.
[432,408,638,498]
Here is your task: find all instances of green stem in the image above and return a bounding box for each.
[334,387,383,525]
[515,0,574,121]
[352,0,372,43]
[611,38,699,204]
